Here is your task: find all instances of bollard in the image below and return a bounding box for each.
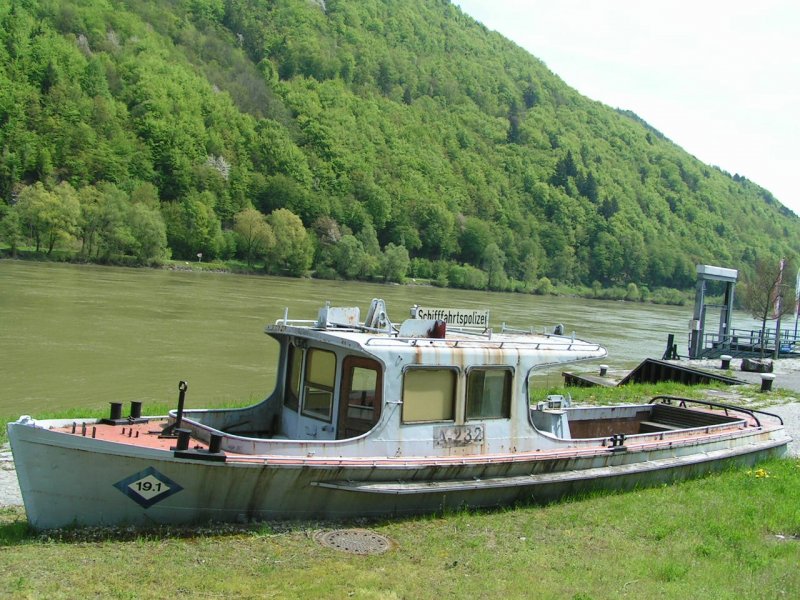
[129,401,143,420]
[599,365,608,377]
[208,433,223,454]
[175,428,191,451]
[109,402,123,421]
[760,373,776,392]
[720,354,732,370]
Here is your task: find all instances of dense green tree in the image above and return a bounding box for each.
[163,192,225,260]
[0,203,22,256]
[77,185,106,257]
[74,183,168,263]
[15,182,80,254]
[381,242,410,283]
[458,216,492,264]
[95,186,135,259]
[257,174,322,225]
[266,208,313,276]
[233,207,275,267]
[483,242,508,291]
[416,201,456,259]
[332,234,367,279]
[127,201,168,263]
[0,0,797,292]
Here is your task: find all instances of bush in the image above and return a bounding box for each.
[448,263,488,290]
[533,277,554,295]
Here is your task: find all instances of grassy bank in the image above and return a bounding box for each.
[549,379,800,409]
[1,457,798,598]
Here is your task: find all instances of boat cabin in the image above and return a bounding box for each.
[186,299,608,457]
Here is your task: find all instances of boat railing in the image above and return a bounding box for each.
[273,318,390,335]
[445,325,492,337]
[363,336,603,351]
[500,323,572,339]
[648,395,785,428]
[272,313,603,353]
[273,317,318,328]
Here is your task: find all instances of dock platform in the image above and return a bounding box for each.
[564,358,745,388]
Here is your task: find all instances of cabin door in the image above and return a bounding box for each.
[337,356,383,439]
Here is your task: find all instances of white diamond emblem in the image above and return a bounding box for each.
[114,466,184,508]
[128,474,171,500]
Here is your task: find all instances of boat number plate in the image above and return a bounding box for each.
[113,466,184,509]
[434,425,484,447]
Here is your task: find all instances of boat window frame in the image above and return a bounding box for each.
[400,366,459,424]
[284,342,304,412]
[301,347,338,423]
[464,366,513,420]
[337,355,384,439]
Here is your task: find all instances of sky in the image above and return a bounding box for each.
[454,0,800,215]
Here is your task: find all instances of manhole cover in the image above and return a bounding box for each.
[314,528,393,555]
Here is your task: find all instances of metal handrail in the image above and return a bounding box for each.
[648,395,785,427]
[701,328,800,354]
[363,336,603,351]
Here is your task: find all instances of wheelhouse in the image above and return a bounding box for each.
[189,299,608,457]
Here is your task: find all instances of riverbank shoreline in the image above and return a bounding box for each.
[0,254,693,306]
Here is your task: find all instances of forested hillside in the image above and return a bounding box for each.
[1,0,797,295]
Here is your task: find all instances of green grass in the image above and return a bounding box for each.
[544,379,799,407]
[1,458,798,598]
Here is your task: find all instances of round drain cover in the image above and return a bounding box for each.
[314,528,393,555]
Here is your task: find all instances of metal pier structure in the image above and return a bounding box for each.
[692,327,800,359]
[689,265,737,359]
[687,263,800,359]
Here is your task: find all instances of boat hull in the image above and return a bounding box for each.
[8,421,789,529]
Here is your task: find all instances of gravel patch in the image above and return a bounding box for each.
[0,445,22,507]
[768,403,800,457]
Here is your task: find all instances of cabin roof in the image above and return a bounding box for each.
[264,300,606,367]
[265,320,606,365]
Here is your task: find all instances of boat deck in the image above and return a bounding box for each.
[55,419,204,452]
[48,411,761,467]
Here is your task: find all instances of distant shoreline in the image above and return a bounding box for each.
[0,253,693,306]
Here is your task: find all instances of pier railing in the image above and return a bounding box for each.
[695,327,800,359]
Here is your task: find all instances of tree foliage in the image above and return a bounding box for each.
[266,208,313,276]
[0,0,797,292]
[233,207,274,267]
[740,257,797,355]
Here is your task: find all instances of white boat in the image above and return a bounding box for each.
[8,299,790,529]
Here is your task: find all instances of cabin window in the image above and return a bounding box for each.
[302,348,336,421]
[402,368,456,423]
[337,357,383,439]
[346,367,378,421]
[284,343,303,411]
[466,368,512,419]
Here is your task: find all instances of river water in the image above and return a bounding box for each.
[0,260,763,417]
